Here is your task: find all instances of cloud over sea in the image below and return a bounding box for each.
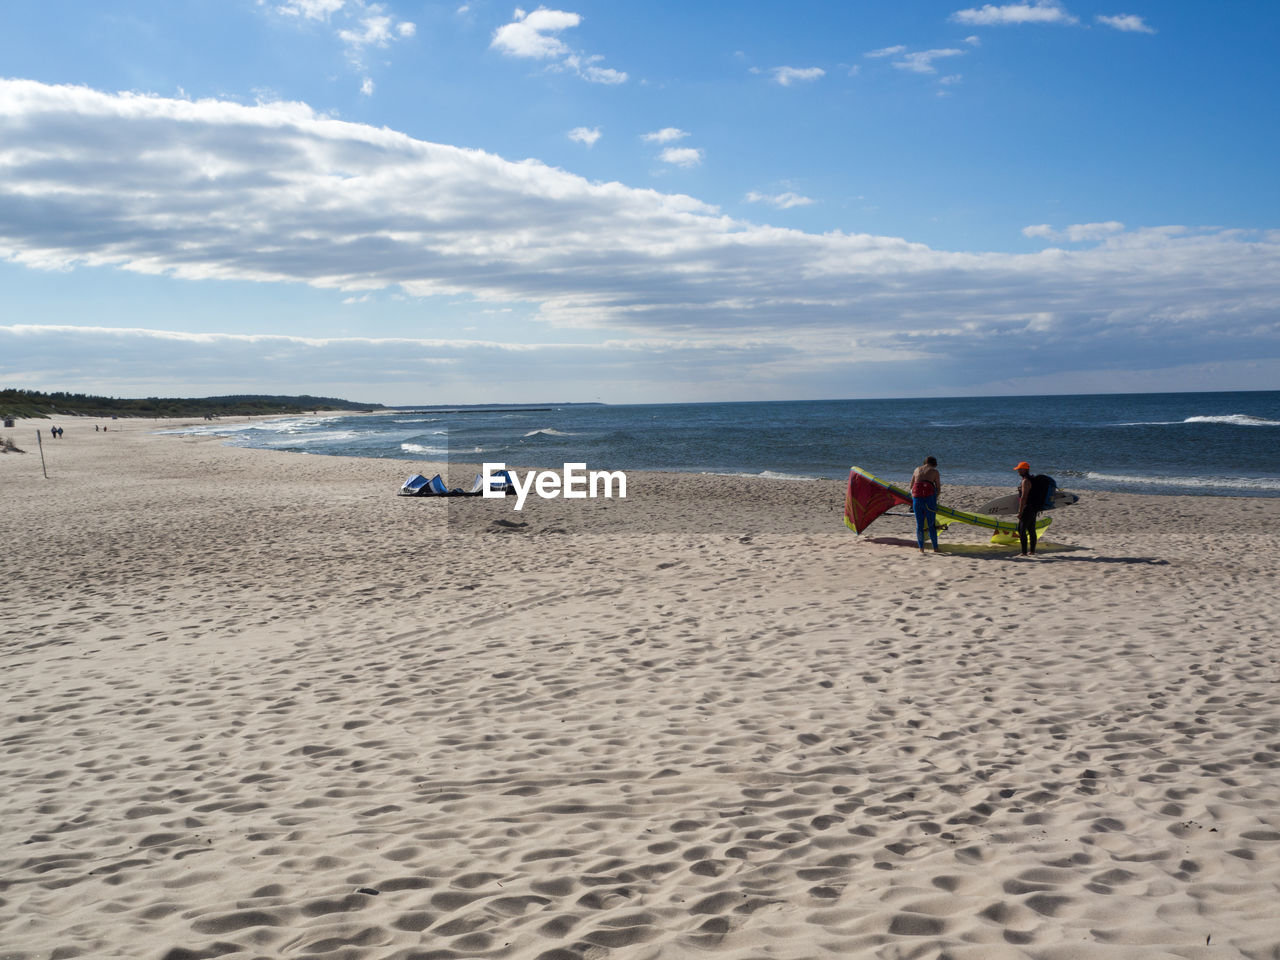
[1,79,1278,399]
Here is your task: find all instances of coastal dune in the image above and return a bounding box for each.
[2,418,1279,960]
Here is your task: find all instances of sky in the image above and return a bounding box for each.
[1,0,1278,405]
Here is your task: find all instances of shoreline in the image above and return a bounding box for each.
[26,411,1278,501]
[3,420,1279,959]
[102,409,1280,504]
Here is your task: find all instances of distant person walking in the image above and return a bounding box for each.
[910,456,941,553]
[1015,461,1038,556]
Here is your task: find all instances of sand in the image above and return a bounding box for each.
[2,416,1279,960]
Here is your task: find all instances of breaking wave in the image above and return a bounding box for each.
[1085,471,1280,492]
[400,443,449,456]
[1182,414,1280,426]
[1112,414,1280,427]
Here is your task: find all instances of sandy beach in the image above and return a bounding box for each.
[2,417,1279,960]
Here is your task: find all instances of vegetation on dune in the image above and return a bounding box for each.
[0,389,384,420]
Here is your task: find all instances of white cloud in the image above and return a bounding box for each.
[866,46,966,76]
[659,147,704,167]
[491,7,579,58]
[951,2,1079,26]
[893,49,965,74]
[1024,221,1126,242]
[277,0,346,20]
[2,323,547,352]
[360,76,375,96]
[491,7,627,84]
[338,14,391,49]
[560,54,627,85]
[581,64,626,84]
[642,127,688,144]
[568,126,601,146]
[1,80,1278,398]
[746,191,814,209]
[1097,13,1155,33]
[771,66,825,86]
[0,322,845,403]
[273,1,414,73]
[965,35,981,45]
[339,7,415,60]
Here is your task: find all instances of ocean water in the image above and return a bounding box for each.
[164,391,1280,497]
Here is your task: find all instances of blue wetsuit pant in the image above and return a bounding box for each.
[913,495,938,550]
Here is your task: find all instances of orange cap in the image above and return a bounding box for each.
[1014,461,1030,471]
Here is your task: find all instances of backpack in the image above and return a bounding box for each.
[1030,474,1057,511]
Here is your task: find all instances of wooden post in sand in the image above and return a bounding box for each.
[36,430,48,479]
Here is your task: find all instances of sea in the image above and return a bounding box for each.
[165,391,1280,498]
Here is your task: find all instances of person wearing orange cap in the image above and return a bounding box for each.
[1014,461,1037,556]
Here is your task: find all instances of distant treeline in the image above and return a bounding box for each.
[0,389,384,419]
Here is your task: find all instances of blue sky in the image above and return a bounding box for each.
[2,0,1278,404]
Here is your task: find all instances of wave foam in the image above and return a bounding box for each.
[156,417,342,438]
[1085,471,1280,491]
[270,429,362,447]
[523,428,577,437]
[1111,413,1280,427]
[401,443,486,456]
[244,417,341,434]
[705,470,825,482]
[1183,414,1280,427]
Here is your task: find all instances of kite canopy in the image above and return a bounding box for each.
[843,466,1051,540]
[844,467,910,533]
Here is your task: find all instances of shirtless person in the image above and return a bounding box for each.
[910,456,941,553]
